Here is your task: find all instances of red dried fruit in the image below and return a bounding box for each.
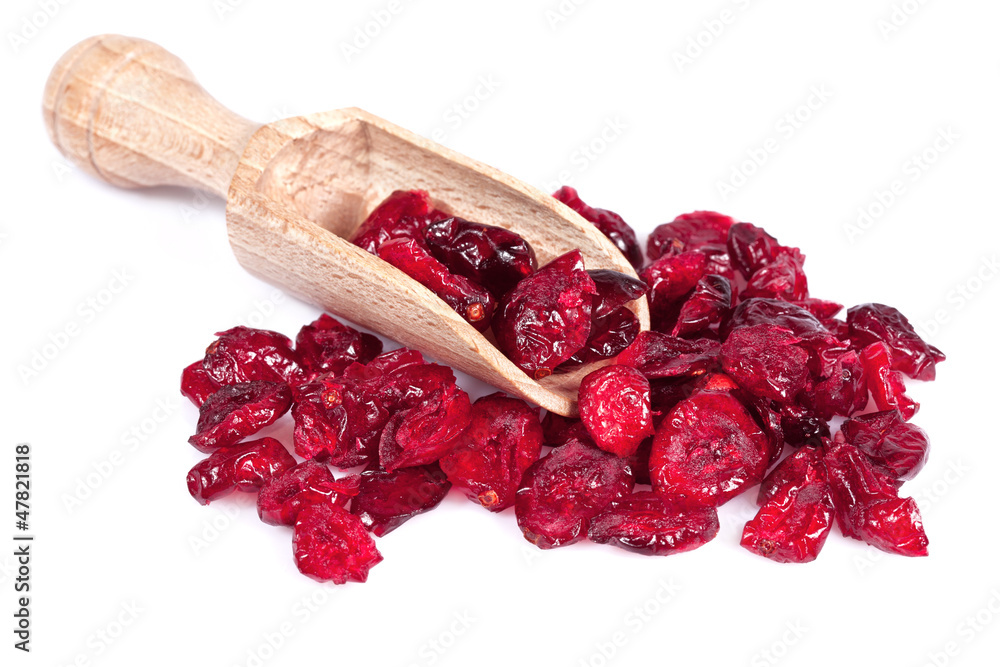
[743,252,809,302]
[350,464,452,536]
[293,503,383,583]
[741,480,834,564]
[424,216,537,298]
[726,222,786,279]
[757,446,828,506]
[860,342,918,420]
[352,189,449,254]
[578,366,654,457]
[841,410,929,481]
[188,381,293,452]
[295,314,382,377]
[439,393,543,512]
[616,331,720,379]
[588,491,719,556]
[847,303,945,381]
[807,350,868,420]
[257,460,359,526]
[672,274,734,338]
[648,378,696,417]
[540,411,589,448]
[641,251,707,330]
[650,387,770,506]
[552,186,642,268]
[588,270,648,318]
[794,298,843,321]
[181,360,220,407]
[377,238,496,331]
[824,439,928,556]
[187,437,296,505]
[515,438,634,549]
[647,211,734,263]
[721,324,811,404]
[378,383,472,471]
[203,326,306,387]
[493,250,597,378]
[777,402,830,447]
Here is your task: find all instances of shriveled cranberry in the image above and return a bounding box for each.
[757,446,828,506]
[777,402,830,447]
[352,189,449,254]
[540,411,589,448]
[588,491,719,556]
[493,250,597,379]
[860,342,918,420]
[824,439,928,556]
[847,303,945,381]
[515,438,634,549]
[641,252,707,330]
[203,326,305,386]
[741,480,834,564]
[424,216,537,298]
[743,252,809,302]
[181,360,220,407]
[187,437,295,505]
[378,383,472,471]
[377,238,496,331]
[617,331,720,379]
[561,307,641,368]
[650,387,770,506]
[726,222,784,279]
[552,186,642,268]
[257,460,359,526]
[439,393,543,512]
[672,274,734,338]
[588,270,648,318]
[350,464,451,536]
[295,314,382,377]
[647,211,734,262]
[841,411,929,481]
[794,298,843,321]
[721,324,810,404]
[648,377,697,417]
[578,366,654,457]
[293,504,383,583]
[188,381,292,452]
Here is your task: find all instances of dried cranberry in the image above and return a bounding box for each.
[860,342,918,420]
[741,480,834,564]
[203,326,305,387]
[777,402,830,447]
[578,366,654,457]
[650,387,770,506]
[757,446,828,506]
[257,460,359,526]
[847,303,945,381]
[188,381,293,452]
[588,270,648,318]
[540,411,589,448]
[648,377,697,417]
[493,250,597,379]
[378,383,472,471]
[824,439,928,556]
[439,393,543,512]
[807,350,868,420]
[641,252,707,330]
[515,438,634,549]
[743,252,809,302]
[794,298,843,321]
[726,222,785,279]
[616,331,720,379]
[588,491,719,556]
[647,211,734,262]
[295,314,382,377]
[552,186,642,268]
[352,189,449,254]
[181,360,220,407]
[560,306,641,368]
[672,274,734,338]
[721,324,811,404]
[424,216,537,298]
[377,238,496,331]
[293,504,383,583]
[350,464,451,536]
[187,437,295,505]
[841,410,929,481]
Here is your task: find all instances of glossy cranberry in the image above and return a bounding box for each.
[860,342,918,420]
[352,189,449,254]
[743,252,809,302]
[515,438,634,549]
[295,314,382,377]
[741,479,834,564]
[203,326,306,386]
[578,366,654,457]
[378,383,472,471]
[588,270,648,318]
[847,303,945,381]
[350,464,451,536]
[588,491,719,556]
[777,402,830,447]
[647,211,734,262]
[181,360,220,407]
[672,274,734,338]
[560,306,641,368]
[187,437,296,505]
[841,410,929,481]
[721,324,811,404]
[641,251,707,330]
[257,460,359,526]
[726,222,785,279]
[188,381,293,452]
[439,393,543,512]
[540,411,589,448]
[293,504,383,583]
[807,350,868,420]
[757,446,828,505]
[552,186,642,268]
[424,216,537,298]
[616,331,720,379]
[794,298,843,321]
[493,250,597,378]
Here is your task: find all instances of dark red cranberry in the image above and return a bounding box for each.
[188,381,293,452]
[181,360,220,407]
[540,411,590,448]
[588,491,719,556]
[741,480,834,564]
[350,464,452,536]
[578,366,654,457]
[647,211,734,262]
[742,252,809,302]
[860,342,918,420]
[847,303,945,381]
[352,189,449,254]
[257,460,359,526]
[807,350,868,420]
[721,324,811,404]
[203,326,306,386]
[588,270,648,318]
[378,383,472,471]
[672,274,734,338]
[293,504,383,583]
[295,314,382,377]
[841,410,929,481]
[552,186,642,268]
[616,331,720,379]
[187,437,296,505]
[641,252,707,331]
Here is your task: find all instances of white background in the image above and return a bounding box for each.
[3,1,998,666]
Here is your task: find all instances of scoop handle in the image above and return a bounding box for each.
[43,34,260,199]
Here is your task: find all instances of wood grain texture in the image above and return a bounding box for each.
[43,35,650,416]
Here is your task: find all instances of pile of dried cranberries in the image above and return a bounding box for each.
[181,187,944,582]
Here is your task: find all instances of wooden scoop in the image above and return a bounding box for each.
[43,34,649,416]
